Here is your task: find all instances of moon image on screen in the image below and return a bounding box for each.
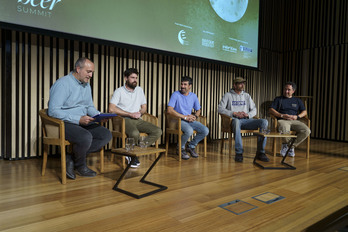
[210,0,248,23]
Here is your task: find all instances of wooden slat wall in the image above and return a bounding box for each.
[1,0,348,159]
[271,0,348,140]
[0,30,278,159]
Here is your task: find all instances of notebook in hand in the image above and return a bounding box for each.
[92,113,117,122]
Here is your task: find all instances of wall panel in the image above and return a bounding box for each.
[1,29,281,159]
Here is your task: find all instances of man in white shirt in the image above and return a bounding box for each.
[109,68,162,167]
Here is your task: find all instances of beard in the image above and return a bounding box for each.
[126,80,137,89]
[180,88,187,94]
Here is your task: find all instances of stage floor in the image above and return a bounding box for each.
[1,138,347,231]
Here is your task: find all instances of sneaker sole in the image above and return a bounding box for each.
[257,158,270,162]
[76,172,96,177]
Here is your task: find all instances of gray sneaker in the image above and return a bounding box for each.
[177,148,190,160]
[280,143,288,157]
[288,147,295,157]
[187,147,199,158]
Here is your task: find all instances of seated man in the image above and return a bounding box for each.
[109,68,162,167]
[167,76,209,160]
[218,77,269,162]
[48,57,112,179]
[269,81,311,157]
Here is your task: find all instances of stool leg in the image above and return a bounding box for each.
[306,137,310,159]
[272,137,277,157]
[61,146,67,185]
[220,133,224,153]
[204,137,207,158]
[165,133,169,157]
[42,144,48,176]
[100,148,104,173]
[228,133,232,156]
[178,135,182,162]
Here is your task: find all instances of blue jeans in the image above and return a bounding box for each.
[180,120,209,149]
[231,118,268,154]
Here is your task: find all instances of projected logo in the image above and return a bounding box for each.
[240,45,252,53]
[17,0,62,18]
[178,30,189,45]
[209,0,248,23]
[202,38,214,48]
[222,45,237,53]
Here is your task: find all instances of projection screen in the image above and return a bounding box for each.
[0,0,260,68]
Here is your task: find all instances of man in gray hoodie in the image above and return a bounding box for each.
[218,77,269,162]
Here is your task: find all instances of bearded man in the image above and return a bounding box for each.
[109,68,162,167]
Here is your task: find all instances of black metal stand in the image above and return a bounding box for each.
[113,152,168,199]
[253,138,296,170]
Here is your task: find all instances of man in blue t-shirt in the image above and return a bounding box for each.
[269,82,311,157]
[167,76,209,160]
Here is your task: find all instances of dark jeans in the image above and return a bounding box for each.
[65,122,112,168]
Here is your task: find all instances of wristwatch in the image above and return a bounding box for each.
[184,116,187,120]
[280,114,283,118]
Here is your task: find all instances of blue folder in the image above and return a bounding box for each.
[92,113,117,122]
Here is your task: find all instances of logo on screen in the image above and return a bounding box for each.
[17,0,62,18]
[178,30,189,45]
[240,45,252,53]
[222,45,237,53]
[202,38,214,48]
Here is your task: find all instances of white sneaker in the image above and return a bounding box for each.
[280,144,288,157]
[288,147,295,157]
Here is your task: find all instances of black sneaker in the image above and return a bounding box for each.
[256,152,270,162]
[125,156,138,168]
[235,153,243,162]
[134,156,140,166]
[76,166,97,177]
[187,147,199,158]
[177,148,190,160]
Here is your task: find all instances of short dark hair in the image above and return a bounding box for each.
[284,81,297,91]
[74,57,92,72]
[124,68,139,78]
[181,76,193,85]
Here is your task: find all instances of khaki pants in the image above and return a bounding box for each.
[125,118,162,145]
[278,119,311,147]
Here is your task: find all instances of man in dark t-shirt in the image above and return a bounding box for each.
[269,82,311,157]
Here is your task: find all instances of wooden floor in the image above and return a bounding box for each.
[1,138,348,232]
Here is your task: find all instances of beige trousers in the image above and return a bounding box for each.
[278,119,311,147]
